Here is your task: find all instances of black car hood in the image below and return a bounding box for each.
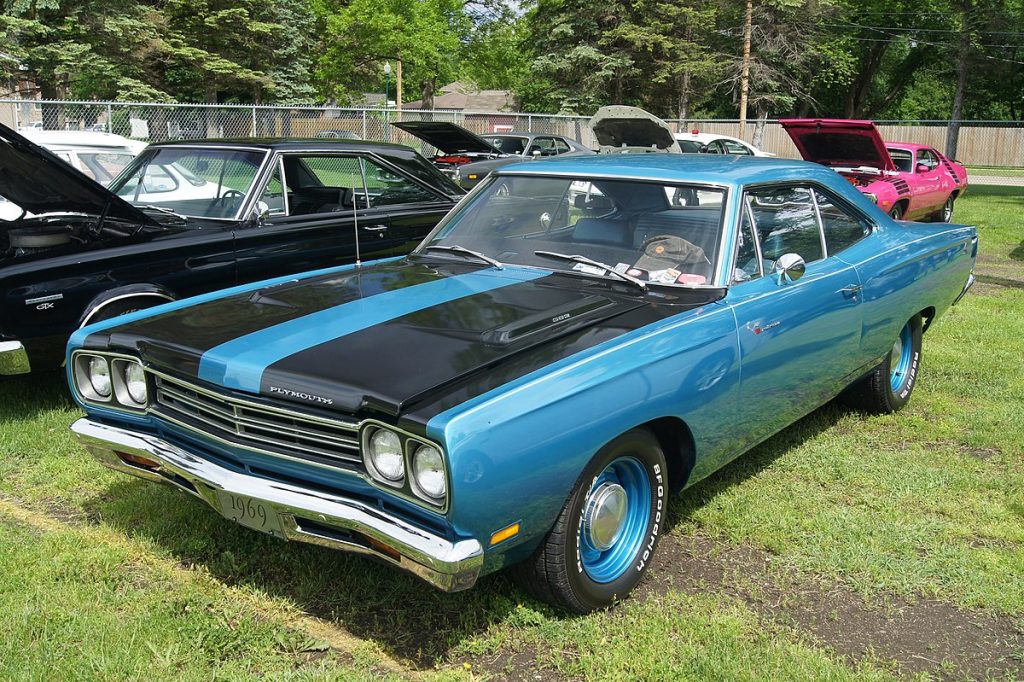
[391,121,502,155]
[82,259,722,421]
[0,123,155,224]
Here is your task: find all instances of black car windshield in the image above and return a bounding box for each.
[110,147,266,219]
[418,174,726,287]
[482,136,529,155]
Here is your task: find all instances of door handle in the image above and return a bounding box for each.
[840,284,863,298]
[361,224,388,232]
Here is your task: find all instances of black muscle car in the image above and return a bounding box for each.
[0,124,462,375]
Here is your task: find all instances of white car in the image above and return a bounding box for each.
[19,130,147,187]
[674,131,774,157]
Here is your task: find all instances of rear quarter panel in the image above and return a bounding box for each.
[838,220,976,360]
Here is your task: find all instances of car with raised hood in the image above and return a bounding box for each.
[0,123,462,375]
[780,119,968,221]
[392,120,592,189]
[589,105,681,155]
[68,153,977,613]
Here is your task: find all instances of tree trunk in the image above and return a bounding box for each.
[677,71,690,122]
[738,0,753,137]
[752,106,768,148]
[420,79,435,121]
[945,2,971,159]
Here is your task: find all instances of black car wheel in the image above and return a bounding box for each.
[844,314,923,414]
[513,428,667,613]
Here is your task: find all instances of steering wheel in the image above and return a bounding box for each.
[210,188,245,214]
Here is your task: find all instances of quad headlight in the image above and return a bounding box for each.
[412,444,446,501]
[365,427,406,483]
[72,353,149,410]
[361,424,447,507]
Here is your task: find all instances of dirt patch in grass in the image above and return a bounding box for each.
[639,533,1024,680]
[456,646,574,682]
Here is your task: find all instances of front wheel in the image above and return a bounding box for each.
[512,429,667,613]
[843,314,923,414]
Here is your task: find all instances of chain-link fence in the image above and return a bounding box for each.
[2,99,1023,168]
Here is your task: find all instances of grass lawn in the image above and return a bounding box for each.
[1,187,1022,679]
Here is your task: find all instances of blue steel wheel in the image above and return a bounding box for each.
[889,323,914,393]
[578,457,651,583]
[843,314,922,414]
[511,429,668,614]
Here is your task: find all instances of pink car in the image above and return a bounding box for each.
[780,119,968,222]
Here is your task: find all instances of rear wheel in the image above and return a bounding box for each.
[844,314,923,414]
[512,429,667,613]
[936,196,954,222]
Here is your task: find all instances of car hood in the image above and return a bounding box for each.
[779,119,895,172]
[0,123,156,224]
[81,259,722,420]
[589,106,681,154]
[391,121,502,155]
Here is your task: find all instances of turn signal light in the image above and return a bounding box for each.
[116,451,160,470]
[490,522,520,546]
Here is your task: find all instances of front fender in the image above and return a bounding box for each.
[77,283,177,327]
[428,303,739,573]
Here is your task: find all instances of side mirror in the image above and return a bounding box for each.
[773,253,806,284]
[252,200,270,225]
[531,149,542,157]
[916,163,930,173]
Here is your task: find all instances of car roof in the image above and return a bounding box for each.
[885,142,934,153]
[20,130,144,151]
[674,132,745,144]
[148,137,420,154]
[495,153,836,187]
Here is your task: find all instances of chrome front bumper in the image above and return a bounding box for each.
[71,418,483,592]
[0,340,30,375]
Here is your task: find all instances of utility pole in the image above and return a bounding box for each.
[396,56,403,113]
[738,0,753,139]
[946,1,971,159]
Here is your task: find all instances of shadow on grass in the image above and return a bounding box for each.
[79,400,851,666]
[0,371,75,420]
[1010,242,1024,262]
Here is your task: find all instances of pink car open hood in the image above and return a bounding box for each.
[779,119,896,172]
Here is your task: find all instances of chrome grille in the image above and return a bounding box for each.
[153,373,361,465]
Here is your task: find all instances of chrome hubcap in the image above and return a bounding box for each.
[583,482,628,551]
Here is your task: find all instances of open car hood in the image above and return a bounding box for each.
[779,119,895,172]
[589,106,681,154]
[0,123,155,223]
[391,121,502,155]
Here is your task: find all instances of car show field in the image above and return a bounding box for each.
[0,186,1020,679]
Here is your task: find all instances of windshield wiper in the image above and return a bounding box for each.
[425,244,504,269]
[138,204,189,223]
[534,250,647,291]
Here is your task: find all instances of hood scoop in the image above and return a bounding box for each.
[480,295,619,345]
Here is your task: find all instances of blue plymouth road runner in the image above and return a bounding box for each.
[67,155,977,612]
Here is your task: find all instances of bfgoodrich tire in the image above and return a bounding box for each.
[844,314,923,414]
[512,429,668,613]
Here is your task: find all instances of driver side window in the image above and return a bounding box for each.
[745,186,824,267]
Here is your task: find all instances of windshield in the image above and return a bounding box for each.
[482,136,529,155]
[75,150,136,186]
[110,147,266,219]
[418,174,726,287]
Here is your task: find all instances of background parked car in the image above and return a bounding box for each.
[588,105,681,154]
[674,130,774,156]
[66,152,976,613]
[393,121,592,188]
[0,124,462,375]
[20,130,146,186]
[780,118,968,221]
